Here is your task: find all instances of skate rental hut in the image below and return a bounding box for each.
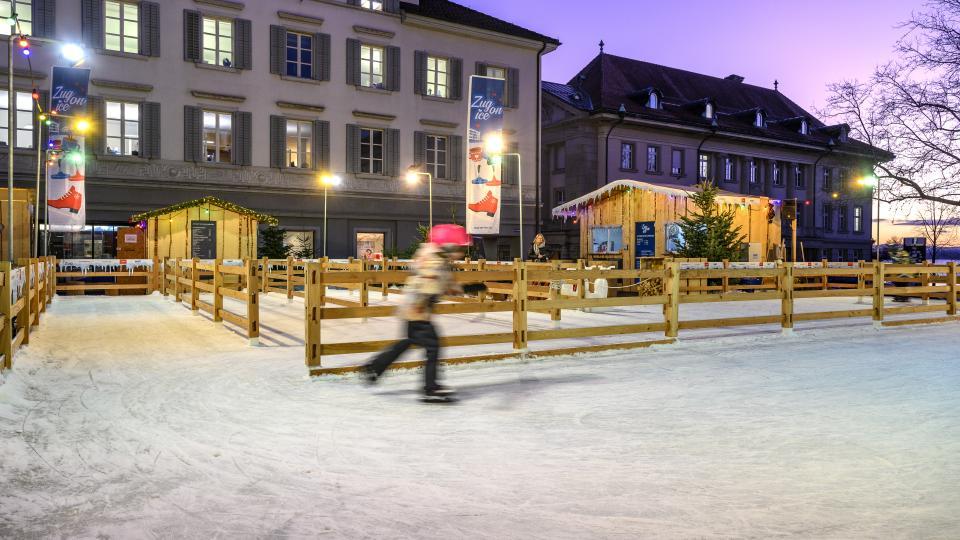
[132,197,278,260]
[552,180,782,267]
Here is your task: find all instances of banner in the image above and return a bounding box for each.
[465,76,505,235]
[46,132,86,232]
[50,66,91,117]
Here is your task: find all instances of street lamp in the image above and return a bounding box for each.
[857,174,880,260]
[483,134,525,259]
[319,173,342,257]
[405,166,433,230]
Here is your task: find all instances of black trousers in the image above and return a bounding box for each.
[366,320,440,390]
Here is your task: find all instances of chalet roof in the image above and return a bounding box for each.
[131,196,279,225]
[552,180,766,218]
[401,0,560,45]
[543,53,893,160]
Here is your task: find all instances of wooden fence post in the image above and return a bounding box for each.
[190,258,199,314]
[947,262,957,316]
[305,262,324,374]
[0,262,11,370]
[286,255,294,300]
[477,259,487,303]
[549,260,561,321]
[319,257,328,306]
[213,259,223,323]
[151,256,160,294]
[38,259,47,314]
[173,257,182,302]
[18,261,29,345]
[512,259,528,352]
[873,261,885,326]
[160,257,169,296]
[261,257,269,293]
[245,259,260,345]
[921,261,931,305]
[359,260,369,308]
[821,258,828,290]
[664,262,680,339]
[576,259,586,303]
[721,259,730,294]
[781,263,794,333]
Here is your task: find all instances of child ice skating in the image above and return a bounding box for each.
[361,224,484,402]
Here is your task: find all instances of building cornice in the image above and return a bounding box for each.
[278,101,326,113]
[92,79,154,92]
[277,11,324,27]
[402,13,558,52]
[352,110,396,122]
[419,119,459,129]
[194,0,244,11]
[305,0,401,19]
[0,68,47,80]
[191,90,246,103]
[353,25,395,39]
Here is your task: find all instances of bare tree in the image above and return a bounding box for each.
[915,200,960,262]
[822,0,960,207]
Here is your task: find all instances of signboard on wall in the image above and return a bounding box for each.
[191,221,217,259]
[465,76,505,236]
[635,220,656,269]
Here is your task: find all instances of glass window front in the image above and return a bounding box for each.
[360,44,384,88]
[202,17,233,67]
[620,142,634,170]
[203,111,232,163]
[286,32,313,79]
[646,146,659,172]
[286,120,312,168]
[105,0,139,53]
[360,127,384,174]
[426,56,449,98]
[105,101,140,156]
[425,134,446,179]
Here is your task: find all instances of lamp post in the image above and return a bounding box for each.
[405,167,433,230]
[856,174,880,260]
[319,173,341,257]
[482,133,525,260]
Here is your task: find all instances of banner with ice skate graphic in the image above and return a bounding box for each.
[46,132,86,232]
[465,76,505,235]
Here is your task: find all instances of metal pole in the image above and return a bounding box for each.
[791,219,797,263]
[427,172,433,230]
[517,155,523,261]
[875,180,881,261]
[7,34,14,262]
[33,110,40,258]
[323,186,328,257]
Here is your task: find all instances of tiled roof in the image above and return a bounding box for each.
[544,53,892,160]
[541,81,593,111]
[401,0,560,45]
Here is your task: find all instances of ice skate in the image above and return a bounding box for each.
[421,384,457,403]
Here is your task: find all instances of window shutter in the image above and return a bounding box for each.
[183,105,202,162]
[449,134,464,181]
[384,0,400,13]
[414,51,427,95]
[140,102,161,159]
[32,0,56,38]
[413,131,426,166]
[139,1,160,57]
[183,10,202,62]
[449,57,463,101]
[81,0,104,49]
[86,96,105,156]
[502,142,519,185]
[506,67,520,108]
[313,120,330,172]
[269,115,286,168]
[386,46,401,92]
[346,124,360,174]
[269,26,286,75]
[385,129,401,177]
[233,111,252,166]
[475,62,487,76]
[346,0,360,5]
[234,19,253,70]
[314,33,331,81]
[346,39,361,86]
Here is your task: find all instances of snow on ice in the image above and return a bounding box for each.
[0,294,959,538]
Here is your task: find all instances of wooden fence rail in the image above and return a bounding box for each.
[0,258,55,373]
[55,258,160,294]
[304,260,959,375]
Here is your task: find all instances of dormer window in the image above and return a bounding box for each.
[754,111,764,128]
[647,92,659,109]
[704,102,714,119]
[800,119,808,135]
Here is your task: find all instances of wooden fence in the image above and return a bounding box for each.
[162,258,260,344]
[303,261,959,375]
[0,258,55,372]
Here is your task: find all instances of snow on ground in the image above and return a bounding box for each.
[1,294,959,538]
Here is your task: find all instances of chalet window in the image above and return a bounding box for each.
[854,205,863,233]
[105,100,140,156]
[646,145,659,173]
[286,32,313,79]
[671,149,684,176]
[105,0,138,53]
[620,142,635,170]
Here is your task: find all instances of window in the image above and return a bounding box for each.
[360,127,384,174]
[286,120,312,168]
[285,32,313,79]
[0,90,34,148]
[749,160,758,184]
[620,142,635,170]
[105,1,139,54]
[554,188,565,206]
[800,119,808,135]
[551,144,565,172]
[360,44,385,88]
[755,111,764,127]
[723,157,735,182]
[704,102,714,119]
[485,66,506,80]
[203,111,232,163]
[360,0,383,10]
[795,165,805,189]
[202,17,233,67]
[853,205,863,233]
[854,248,864,261]
[838,168,848,192]
[838,204,848,231]
[823,167,833,191]
[425,135,447,179]
[0,0,31,35]
[105,101,140,156]
[671,149,684,176]
[426,56,449,98]
[823,203,833,231]
[772,162,782,186]
[698,153,710,180]
[646,146,659,172]
[647,92,659,109]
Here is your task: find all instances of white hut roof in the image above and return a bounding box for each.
[551,179,765,218]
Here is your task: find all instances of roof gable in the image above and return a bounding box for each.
[131,196,279,225]
[401,0,559,45]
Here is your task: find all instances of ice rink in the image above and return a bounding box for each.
[1,294,959,538]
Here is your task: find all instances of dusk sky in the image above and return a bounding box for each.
[459,0,924,113]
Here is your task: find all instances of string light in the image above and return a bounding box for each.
[132,196,279,225]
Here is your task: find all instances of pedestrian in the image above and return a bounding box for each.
[361,224,484,402]
[529,232,549,262]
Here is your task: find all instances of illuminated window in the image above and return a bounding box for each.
[748,160,757,184]
[724,157,735,182]
[426,56,449,98]
[360,0,383,10]
[646,145,659,172]
[704,102,714,119]
[755,111,764,127]
[698,153,710,180]
[105,101,140,156]
[105,0,139,54]
[0,90,34,148]
[202,17,233,67]
[485,66,506,79]
[426,135,447,178]
[203,111,232,163]
[853,206,863,233]
[772,162,782,186]
[360,44,384,88]
[286,120,312,168]
[620,142,634,170]
[0,1,31,36]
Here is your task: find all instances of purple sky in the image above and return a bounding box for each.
[458,0,924,112]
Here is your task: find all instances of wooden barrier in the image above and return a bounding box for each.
[0,258,54,373]
[55,258,159,295]
[165,257,260,344]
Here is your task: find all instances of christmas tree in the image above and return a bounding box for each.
[676,181,745,261]
[259,225,291,259]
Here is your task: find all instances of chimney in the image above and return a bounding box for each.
[725,74,745,83]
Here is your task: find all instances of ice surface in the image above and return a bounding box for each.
[1,295,958,538]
